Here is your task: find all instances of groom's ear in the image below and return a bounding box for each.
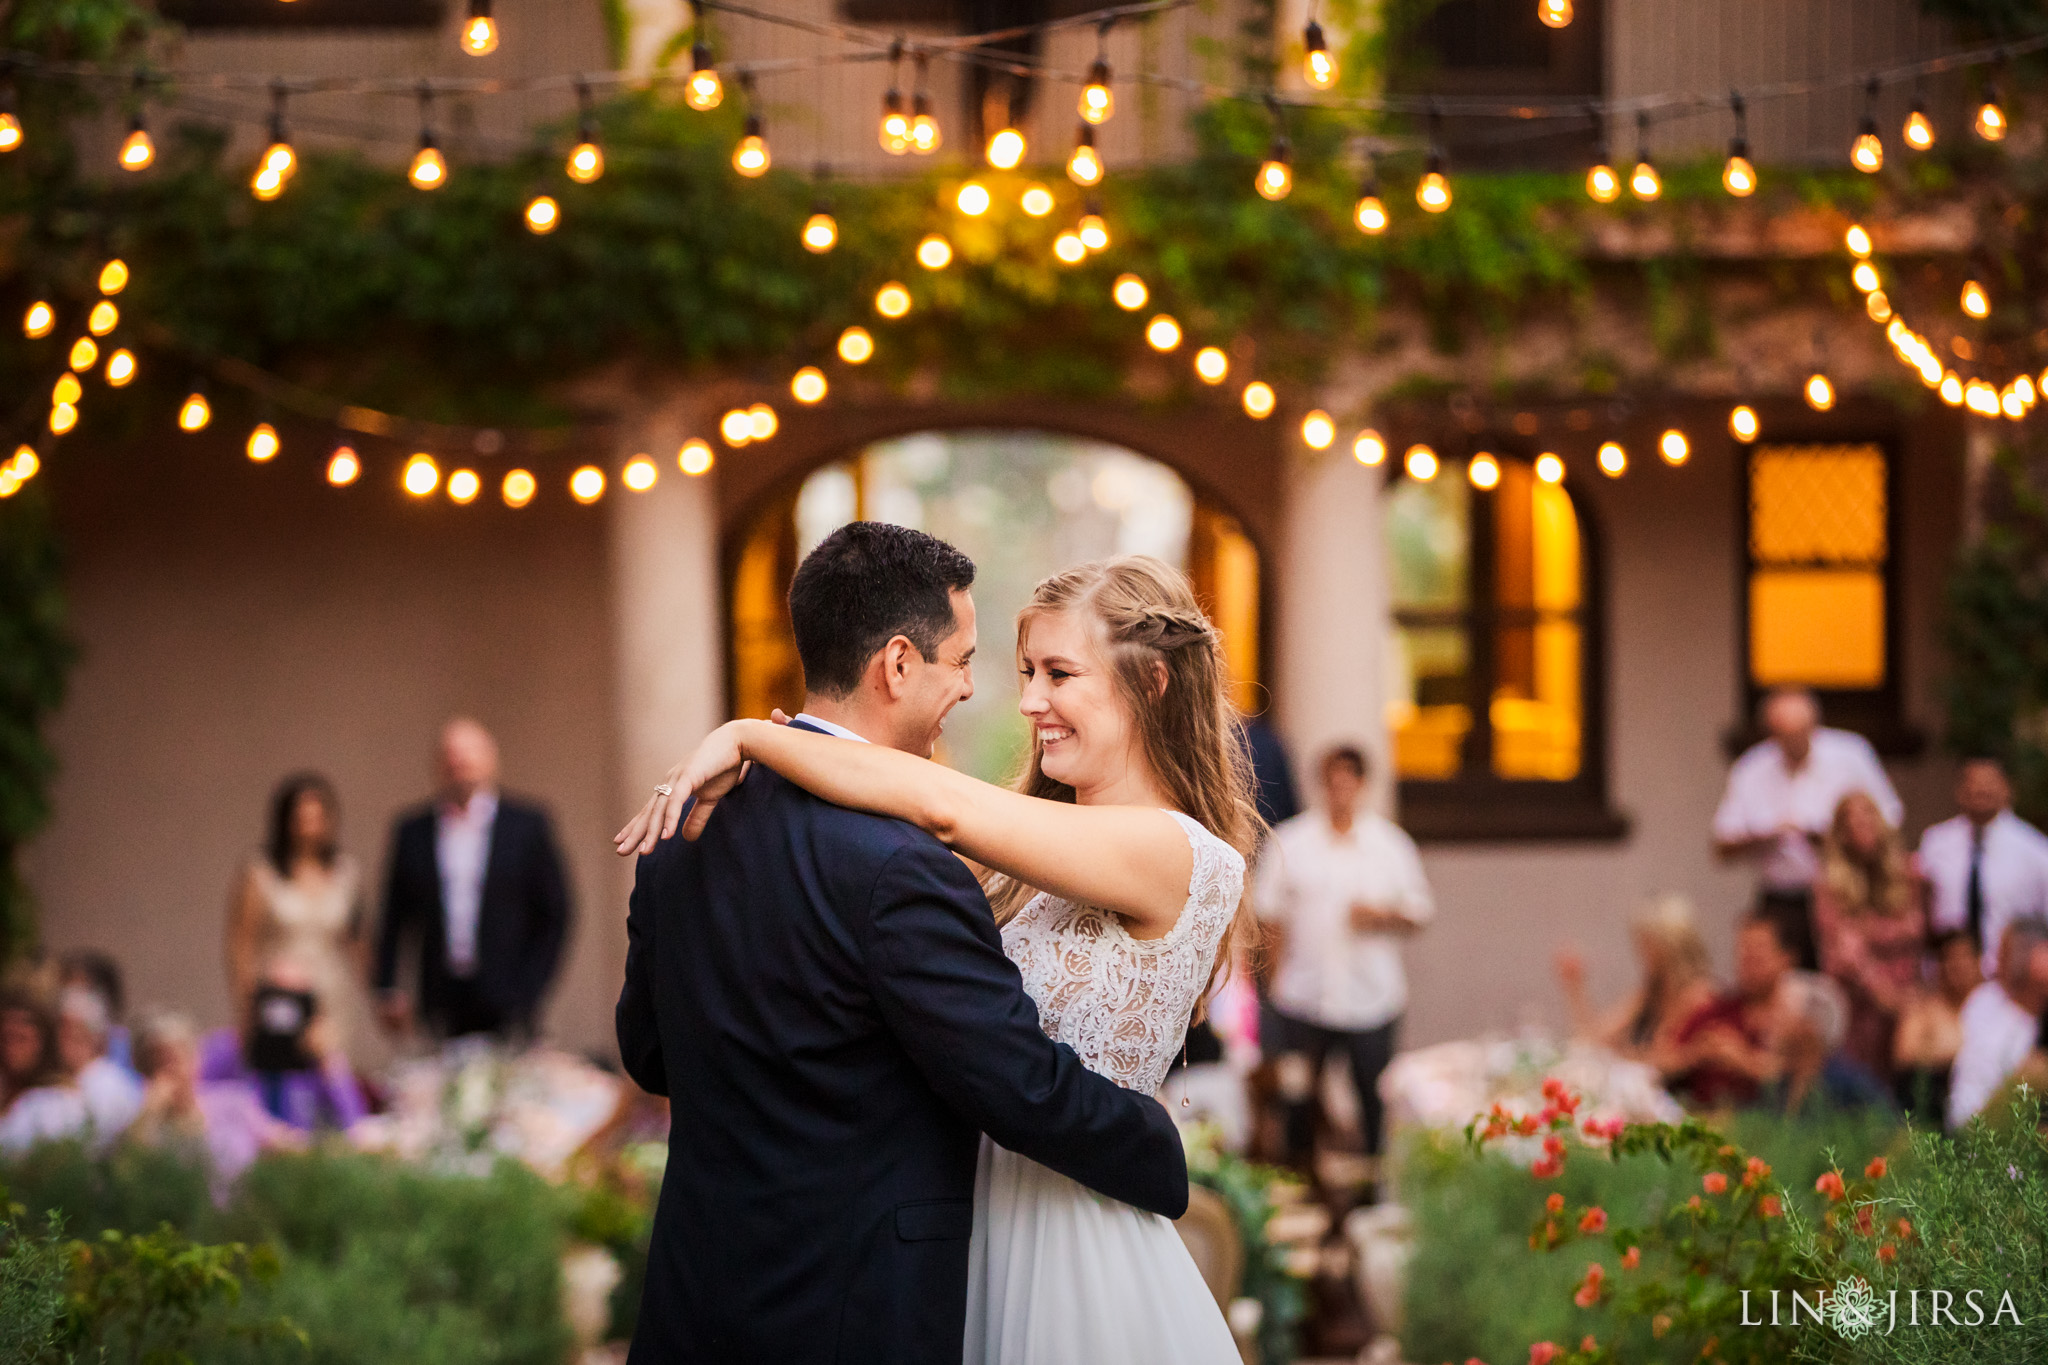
[874,634,919,702]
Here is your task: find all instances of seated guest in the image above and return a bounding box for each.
[0,989,89,1152]
[1554,895,1717,1074]
[1669,915,1793,1109]
[55,987,142,1143]
[1814,790,1927,1077]
[1764,971,1894,1115]
[1892,931,1981,1125]
[217,959,368,1132]
[57,950,135,1073]
[1917,756,2048,976]
[1947,919,2048,1129]
[130,1012,302,1186]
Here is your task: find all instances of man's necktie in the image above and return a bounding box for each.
[1965,826,1987,953]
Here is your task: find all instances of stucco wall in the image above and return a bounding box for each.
[22,420,626,1054]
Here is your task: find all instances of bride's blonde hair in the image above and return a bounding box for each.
[983,556,1265,1002]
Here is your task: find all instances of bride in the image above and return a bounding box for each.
[619,554,1258,1364]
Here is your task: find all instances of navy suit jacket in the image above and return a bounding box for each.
[616,727,1188,1364]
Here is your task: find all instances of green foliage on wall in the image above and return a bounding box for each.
[0,490,72,961]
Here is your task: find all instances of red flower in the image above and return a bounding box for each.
[1878,1242,1898,1265]
[1573,1263,1605,1309]
[1579,1207,1608,1234]
[1896,1218,1914,1241]
[1532,1155,1564,1180]
[1865,1156,1888,1179]
[1621,1246,1640,1270]
[1742,1156,1771,1188]
[1582,1116,1623,1142]
[1543,1133,1567,1158]
[1854,1205,1876,1236]
[1687,1195,1703,1211]
[1580,1336,1598,1353]
[1816,1170,1846,1202]
[1528,1343,1560,1365]
[1759,1195,1784,1219]
[1703,1172,1728,1195]
[1547,1193,1565,1214]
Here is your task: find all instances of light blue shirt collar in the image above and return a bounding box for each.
[793,713,871,744]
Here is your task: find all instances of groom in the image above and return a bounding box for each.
[617,522,1188,1364]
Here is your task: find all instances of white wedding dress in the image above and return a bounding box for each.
[964,810,1244,1364]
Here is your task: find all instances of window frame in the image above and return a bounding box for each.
[1732,432,1920,756]
[1386,448,1626,842]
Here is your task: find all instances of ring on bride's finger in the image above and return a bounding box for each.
[653,783,674,797]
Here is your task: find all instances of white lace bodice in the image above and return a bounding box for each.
[1001,811,1245,1095]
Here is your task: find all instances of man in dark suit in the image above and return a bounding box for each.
[375,718,572,1041]
[616,523,1187,1364]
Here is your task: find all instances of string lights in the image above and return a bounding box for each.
[1354,430,1386,465]
[1416,111,1450,212]
[1597,441,1626,476]
[410,87,446,190]
[1629,112,1660,200]
[23,301,53,338]
[253,84,294,200]
[567,81,604,182]
[956,181,991,216]
[1301,17,1336,90]
[1467,451,1500,488]
[1144,314,1181,351]
[1851,78,1884,172]
[1975,62,2006,141]
[986,83,1026,170]
[1257,96,1292,200]
[1068,124,1103,186]
[0,72,20,153]
[461,0,498,56]
[733,76,769,176]
[686,2,723,110]
[525,194,560,233]
[1903,89,1935,151]
[1112,273,1148,310]
[916,233,952,269]
[1354,156,1388,233]
[909,55,941,153]
[1081,32,1113,124]
[1077,205,1110,251]
[1538,0,1572,27]
[837,325,874,363]
[1301,409,1335,449]
[1404,444,1438,480]
[327,447,361,485]
[1729,405,1759,441]
[1584,111,1619,203]
[1193,346,1228,384]
[1723,94,1756,196]
[1242,381,1276,419]
[880,45,909,154]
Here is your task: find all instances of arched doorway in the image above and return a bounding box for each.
[729,429,1261,781]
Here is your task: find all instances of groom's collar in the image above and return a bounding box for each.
[792,712,872,744]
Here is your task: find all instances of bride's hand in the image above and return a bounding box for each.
[614,710,791,855]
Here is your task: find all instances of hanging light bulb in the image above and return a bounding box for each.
[1940,372,1964,406]
[1866,290,1892,323]
[461,0,498,55]
[2018,374,2038,406]
[1052,231,1086,264]
[499,468,535,505]
[410,88,446,190]
[1729,404,1760,441]
[1805,372,1835,410]
[1354,430,1387,465]
[910,91,942,153]
[686,26,724,112]
[1067,125,1103,186]
[1586,152,1620,203]
[1965,379,2000,416]
[1852,261,1880,293]
[105,349,136,386]
[1539,0,1572,26]
[621,457,658,492]
[747,403,777,440]
[1597,441,1627,476]
[956,181,992,216]
[802,208,838,253]
[838,326,874,363]
[880,70,910,156]
[1301,410,1336,449]
[52,374,80,406]
[1112,273,1148,310]
[0,84,19,153]
[733,114,770,178]
[1302,19,1336,89]
[23,301,52,338]
[1417,144,1451,212]
[1241,382,1277,419]
[1962,280,1990,318]
[118,114,153,171]
[569,466,606,502]
[2002,385,2027,419]
[1845,224,1872,258]
[1467,452,1501,488]
[916,233,952,270]
[1194,346,1229,384]
[1020,184,1055,217]
[1354,161,1389,233]
[252,162,286,200]
[875,282,912,318]
[178,390,211,431]
[326,447,361,486]
[987,123,1026,171]
[1659,429,1690,465]
[791,367,828,404]
[1404,444,1438,480]
[1534,452,1566,483]
[1851,79,1884,172]
[1903,100,1935,151]
[678,440,715,476]
[1077,207,1109,251]
[525,194,560,233]
[1721,93,1755,197]
[48,403,76,435]
[246,423,280,462]
[1081,56,1113,125]
[565,82,603,181]
[87,301,117,335]
[720,409,753,446]
[99,260,129,295]
[68,337,97,371]
[1975,81,2006,142]
[253,85,294,200]
[1145,315,1182,351]
[1256,136,1292,200]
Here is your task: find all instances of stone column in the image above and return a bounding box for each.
[1273,437,1394,810]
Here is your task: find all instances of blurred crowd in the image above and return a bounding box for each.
[0,716,575,1185]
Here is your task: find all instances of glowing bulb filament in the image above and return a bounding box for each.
[802,212,838,253]
[1538,0,1572,26]
[1417,170,1451,212]
[1586,163,1620,203]
[567,141,603,183]
[987,127,1026,170]
[1722,154,1756,197]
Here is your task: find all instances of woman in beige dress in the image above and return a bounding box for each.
[225,774,388,1075]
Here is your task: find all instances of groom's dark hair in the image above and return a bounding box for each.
[788,522,977,697]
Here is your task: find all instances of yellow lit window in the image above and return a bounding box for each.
[1747,444,1888,690]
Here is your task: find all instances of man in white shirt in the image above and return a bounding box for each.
[1947,918,2048,1129]
[1918,757,2048,975]
[1712,688,1901,969]
[1255,745,1433,1169]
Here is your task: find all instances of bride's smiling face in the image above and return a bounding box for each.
[1017,607,1139,795]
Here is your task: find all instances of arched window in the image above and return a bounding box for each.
[1385,455,1619,838]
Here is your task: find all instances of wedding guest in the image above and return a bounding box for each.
[1917,756,2048,975]
[1255,744,1433,1170]
[55,986,142,1142]
[1813,791,1926,1076]
[1891,931,1981,1125]
[375,719,573,1043]
[1552,895,1717,1073]
[227,773,385,1075]
[0,989,89,1152]
[1240,716,1300,827]
[1946,918,2048,1129]
[1669,915,1793,1109]
[58,950,133,1072]
[236,958,368,1131]
[1713,689,1901,970]
[130,1011,301,1188]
